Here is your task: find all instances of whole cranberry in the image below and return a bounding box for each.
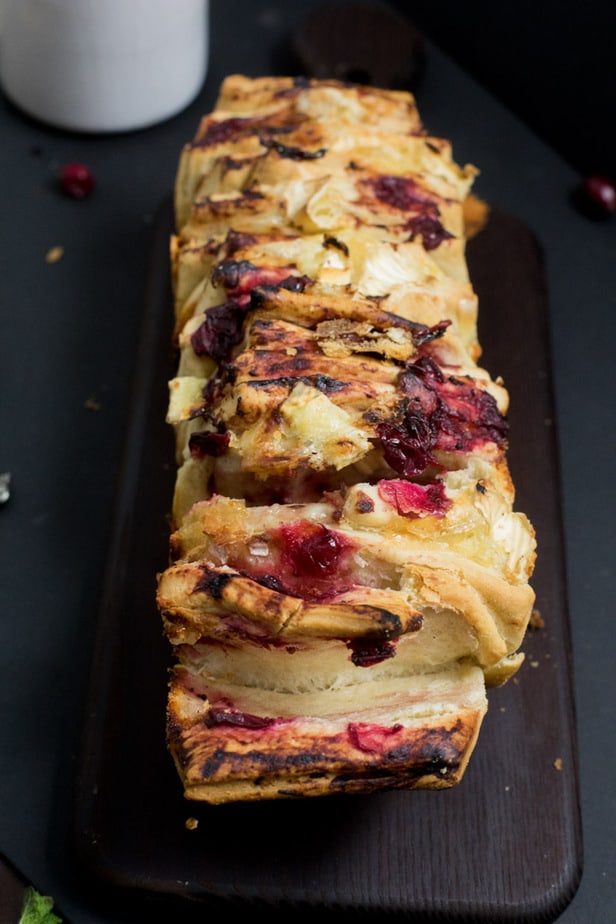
[58,162,95,199]
[574,174,616,219]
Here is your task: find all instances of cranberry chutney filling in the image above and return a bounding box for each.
[206,708,408,761]
[159,75,537,802]
[186,254,508,479]
[183,689,443,766]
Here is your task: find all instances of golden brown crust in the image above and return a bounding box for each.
[157,75,537,805]
[167,661,487,803]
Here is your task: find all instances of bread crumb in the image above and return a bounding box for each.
[45,245,64,264]
[530,660,539,668]
[84,396,102,412]
[0,472,11,505]
[185,816,199,830]
[553,757,563,771]
[529,608,545,630]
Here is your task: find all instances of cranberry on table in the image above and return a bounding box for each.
[574,174,616,219]
[57,162,95,199]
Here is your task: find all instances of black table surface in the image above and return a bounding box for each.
[0,2,614,922]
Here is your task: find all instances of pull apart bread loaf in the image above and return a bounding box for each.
[156,75,537,804]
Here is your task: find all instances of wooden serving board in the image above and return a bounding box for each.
[73,198,582,922]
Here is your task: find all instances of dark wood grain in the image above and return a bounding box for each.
[0,854,26,924]
[72,200,582,922]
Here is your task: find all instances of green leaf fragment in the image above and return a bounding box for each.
[19,886,62,924]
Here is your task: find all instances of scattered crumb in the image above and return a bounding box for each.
[185,816,199,830]
[504,785,510,792]
[544,417,553,427]
[499,706,507,713]
[553,758,563,771]
[529,660,540,668]
[45,245,64,264]
[529,608,545,630]
[0,472,11,505]
[84,396,102,412]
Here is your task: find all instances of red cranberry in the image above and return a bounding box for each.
[574,174,616,219]
[188,429,230,458]
[584,175,616,211]
[289,524,344,577]
[58,162,95,199]
[190,301,246,361]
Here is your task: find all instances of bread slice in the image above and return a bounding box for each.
[166,658,488,803]
[156,75,536,804]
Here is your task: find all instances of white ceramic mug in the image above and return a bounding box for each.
[0,0,209,132]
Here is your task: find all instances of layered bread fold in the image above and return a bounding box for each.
[156,75,536,804]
